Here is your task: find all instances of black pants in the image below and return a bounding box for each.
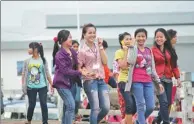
[156,82,172,123]
[108,76,117,88]
[27,86,48,124]
[118,82,136,115]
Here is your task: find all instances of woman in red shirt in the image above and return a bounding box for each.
[152,28,181,124]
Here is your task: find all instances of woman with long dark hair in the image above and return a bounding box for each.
[52,30,87,124]
[22,42,53,124]
[78,23,110,124]
[152,28,181,124]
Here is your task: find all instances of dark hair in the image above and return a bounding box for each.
[102,40,108,49]
[81,23,96,40]
[167,29,177,40]
[29,42,46,64]
[52,30,70,67]
[134,28,148,38]
[72,40,79,46]
[154,28,178,67]
[118,32,131,48]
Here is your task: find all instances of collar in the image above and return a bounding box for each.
[60,47,75,56]
[82,41,97,52]
[152,46,165,57]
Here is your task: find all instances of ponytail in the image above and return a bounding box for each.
[52,37,59,67]
[39,43,46,65]
[52,30,70,67]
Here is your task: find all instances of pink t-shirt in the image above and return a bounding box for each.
[132,48,152,83]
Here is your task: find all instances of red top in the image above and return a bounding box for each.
[103,65,110,84]
[152,46,180,79]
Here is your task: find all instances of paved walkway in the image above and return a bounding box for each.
[1,120,92,124]
[1,120,60,124]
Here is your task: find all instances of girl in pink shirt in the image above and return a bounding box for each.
[131,28,164,124]
[77,23,110,124]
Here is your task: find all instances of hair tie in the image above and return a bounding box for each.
[53,37,58,43]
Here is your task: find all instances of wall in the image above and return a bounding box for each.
[1,43,194,90]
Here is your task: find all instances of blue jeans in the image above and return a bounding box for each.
[71,83,81,115]
[132,82,155,124]
[156,82,172,123]
[57,88,75,124]
[83,79,110,124]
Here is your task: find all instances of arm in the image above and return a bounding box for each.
[44,60,52,86]
[97,38,108,65]
[56,54,81,77]
[151,49,165,93]
[150,49,161,83]
[171,61,181,87]
[77,50,88,75]
[171,62,180,79]
[115,49,128,70]
[99,47,108,65]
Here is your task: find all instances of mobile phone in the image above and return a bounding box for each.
[121,40,125,46]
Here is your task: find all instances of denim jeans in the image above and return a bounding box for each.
[132,82,155,124]
[71,83,81,115]
[83,79,110,124]
[118,82,136,115]
[27,86,48,124]
[156,82,172,123]
[57,88,75,124]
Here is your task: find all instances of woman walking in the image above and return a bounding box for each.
[152,28,181,124]
[78,23,110,124]
[114,32,137,124]
[131,28,164,124]
[52,30,87,124]
[22,42,53,124]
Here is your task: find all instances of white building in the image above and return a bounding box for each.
[1,1,194,90]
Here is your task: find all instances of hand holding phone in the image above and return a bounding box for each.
[97,37,103,47]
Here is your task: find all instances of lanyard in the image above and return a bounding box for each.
[87,43,98,62]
